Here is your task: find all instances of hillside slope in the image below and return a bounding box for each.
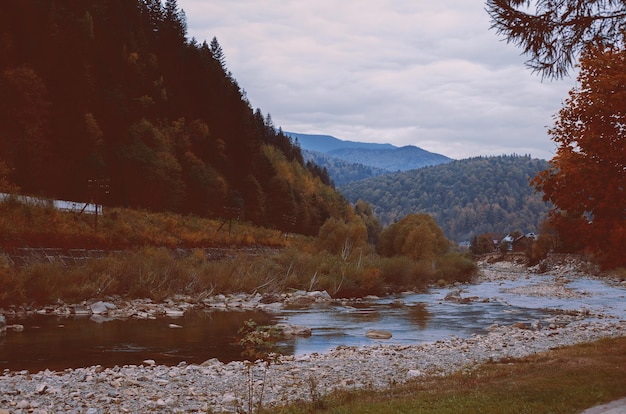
[328,146,452,172]
[0,1,346,236]
[340,155,550,241]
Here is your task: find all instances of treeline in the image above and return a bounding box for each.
[302,150,389,186]
[340,155,550,241]
[0,0,342,236]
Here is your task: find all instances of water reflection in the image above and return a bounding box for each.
[0,311,279,372]
[405,303,430,329]
[2,274,624,373]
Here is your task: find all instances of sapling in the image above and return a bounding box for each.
[236,319,282,413]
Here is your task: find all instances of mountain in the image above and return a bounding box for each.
[302,149,390,186]
[285,132,453,184]
[327,146,453,172]
[285,132,396,152]
[339,155,550,242]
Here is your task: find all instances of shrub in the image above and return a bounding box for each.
[379,256,417,288]
[435,252,477,283]
[526,234,553,265]
[377,214,449,261]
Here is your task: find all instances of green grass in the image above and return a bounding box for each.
[271,336,626,414]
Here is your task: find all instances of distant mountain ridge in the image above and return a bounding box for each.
[301,149,390,186]
[285,132,396,153]
[328,146,452,172]
[285,132,453,184]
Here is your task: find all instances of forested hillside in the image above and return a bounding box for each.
[287,131,453,185]
[340,155,550,242]
[328,146,452,172]
[302,150,389,186]
[0,0,344,236]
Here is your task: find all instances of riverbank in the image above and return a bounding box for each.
[0,259,625,413]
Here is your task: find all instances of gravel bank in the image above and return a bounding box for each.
[1,260,625,413]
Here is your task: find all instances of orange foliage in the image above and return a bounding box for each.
[531,42,626,268]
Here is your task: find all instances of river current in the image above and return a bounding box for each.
[1,272,624,372]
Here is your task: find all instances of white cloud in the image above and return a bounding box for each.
[179,0,575,160]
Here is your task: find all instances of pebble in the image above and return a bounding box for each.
[0,318,622,413]
[0,259,624,413]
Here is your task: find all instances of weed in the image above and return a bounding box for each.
[236,319,282,413]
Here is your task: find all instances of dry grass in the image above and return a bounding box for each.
[273,336,626,414]
[0,199,477,307]
[0,199,290,250]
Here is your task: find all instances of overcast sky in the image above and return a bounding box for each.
[178,0,576,160]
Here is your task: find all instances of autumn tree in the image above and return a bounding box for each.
[531,42,626,268]
[316,217,368,259]
[354,199,382,245]
[470,234,495,256]
[486,0,626,78]
[377,214,449,261]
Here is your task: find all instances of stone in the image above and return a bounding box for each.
[260,293,281,304]
[444,289,462,302]
[71,305,92,315]
[143,359,156,366]
[275,323,312,337]
[36,383,48,394]
[407,369,424,378]
[90,301,112,314]
[286,295,316,307]
[16,400,30,409]
[307,290,332,302]
[8,324,24,332]
[222,393,238,405]
[512,322,528,330]
[168,324,183,329]
[200,358,221,367]
[164,308,185,317]
[0,315,5,335]
[366,330,392,339]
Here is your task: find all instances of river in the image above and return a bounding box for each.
[1,269,624,372]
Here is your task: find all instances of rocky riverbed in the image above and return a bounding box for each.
[1,258,625,413]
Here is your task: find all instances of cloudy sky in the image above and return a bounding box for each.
[178,0,576,160]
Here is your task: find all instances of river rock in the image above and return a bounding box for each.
[89,301,116,314]
[71,305,91,315]
[0,315,5,335]
[366,330,392,339]
[286,294,316,307]
[444,289,462,302]
[307,290,332,302]
[8,324,24,332]
[275,323,312,337]
[164,308,185,317]
[260,293,282,304]
[407,369,424,378]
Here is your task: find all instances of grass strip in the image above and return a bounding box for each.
[271,336,626,414]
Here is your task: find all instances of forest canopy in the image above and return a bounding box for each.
[340,155,550,242]
[0,0,344,236]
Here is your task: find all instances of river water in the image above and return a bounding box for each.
[1,273,624,372]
